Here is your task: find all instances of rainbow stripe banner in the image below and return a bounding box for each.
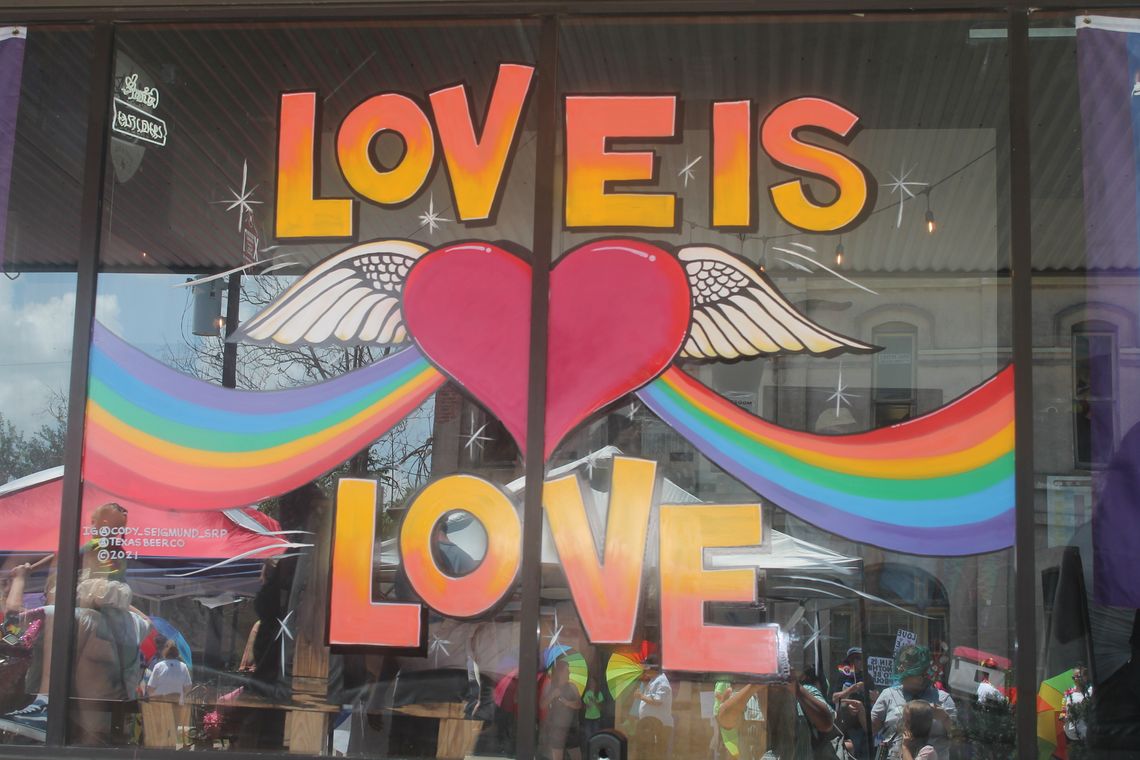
[637,366,1015,556]
[83,323,445,511]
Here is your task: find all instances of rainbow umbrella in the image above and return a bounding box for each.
[606,651,645,701]
[546,648,588,696]
[1037,669,1076,760]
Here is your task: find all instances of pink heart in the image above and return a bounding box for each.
[546,238,691,458]
[403,239,691,459]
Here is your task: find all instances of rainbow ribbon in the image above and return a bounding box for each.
[83,323,445,510]
[636,366,1015,556]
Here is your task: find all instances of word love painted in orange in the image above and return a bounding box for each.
[329,457,780,677]
[276,63,872,239]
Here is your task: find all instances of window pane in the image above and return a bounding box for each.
[0,23,93,746]
[544,15,1015,760]
[1031,11,1140,755]
[74,21,537,753]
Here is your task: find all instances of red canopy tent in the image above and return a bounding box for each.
[0,467,289,560]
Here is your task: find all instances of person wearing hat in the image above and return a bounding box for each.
[870,646,955,760]
[834,647,874,760]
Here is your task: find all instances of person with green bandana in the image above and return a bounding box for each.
[870,646,955,760]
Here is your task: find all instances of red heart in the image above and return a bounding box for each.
[403,242,533,450]
[403,239,691,459]
[546,238,691,458]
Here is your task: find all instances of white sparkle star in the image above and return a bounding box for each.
[418,193,452,236]
[625,401,640,421]
[428,633,452,666]
[678,155,702,188]
[274,610,294,677]
[462,411,493,457]
[210,160,263,233]
[881,166,928,229]
[825,363,861,416]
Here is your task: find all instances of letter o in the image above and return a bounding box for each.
[337,93,435,205]
[399,475,521,618]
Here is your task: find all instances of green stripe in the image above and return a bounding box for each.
[654,380,1013,500]
[88,366,428,453]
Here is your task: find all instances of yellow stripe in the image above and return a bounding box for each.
[664,374,1014,479]
[86,367,444,469]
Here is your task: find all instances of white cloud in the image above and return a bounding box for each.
[0,280,121,437]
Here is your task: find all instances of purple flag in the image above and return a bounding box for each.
[0,27,26,273]
[1078,16,1140,607]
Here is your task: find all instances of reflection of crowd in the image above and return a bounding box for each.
[2,502,149,745]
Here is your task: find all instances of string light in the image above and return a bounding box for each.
[835,238,845,267]
[924,190,936,235]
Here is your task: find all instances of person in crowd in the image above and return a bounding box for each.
[581,676,604,748]
[713,679,762,759]
[871,646,955,760]
[633,659,673,760]
[147,639,192,702]
[795,668,836,760]
[975,668,1005,705]
[432,513,479,577]
[833,647,874,760]
[4,553,141,745]
[898,700,937,760]
[833,647,867,705]
[80,503,130,581]
[233,483,329,749]
[540,658,582,760]
[1061,664,1092,742]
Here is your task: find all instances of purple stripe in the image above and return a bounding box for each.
[91,322,423,413]
[1078,27,1139,270]
[645,394,1014,556]
[0,31,25,273]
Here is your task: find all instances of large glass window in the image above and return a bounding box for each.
[0,23,94,746]
[542,14,1016,760]
[65,20,538,753]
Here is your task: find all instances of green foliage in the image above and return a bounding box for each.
[0,410,67,484]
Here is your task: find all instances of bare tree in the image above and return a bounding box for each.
[166,274,435,532]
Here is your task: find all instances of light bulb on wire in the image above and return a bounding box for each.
[925,191,936,235]
[835,238,845,267]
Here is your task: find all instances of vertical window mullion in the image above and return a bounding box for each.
[44,20,115,749]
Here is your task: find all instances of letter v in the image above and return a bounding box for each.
[543,456,655,644]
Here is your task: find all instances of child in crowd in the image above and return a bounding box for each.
[899,700,937,760]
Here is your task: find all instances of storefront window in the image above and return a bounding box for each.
[63,20,537,753]
[541,14,1016,760]
[0,23,94,746]
[1030,11,1140,757]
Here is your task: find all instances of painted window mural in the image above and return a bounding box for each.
[0,11,1038,760]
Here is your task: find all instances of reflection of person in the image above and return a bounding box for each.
[581,676,604,745]
[633,661,672,760]
[833,647,874,760]
[714,680,761,758]
[898,700,936,760]
[80,503,129,581]
[1061,665,1092,742]
[791,668,835,760]
[975,670,1004,705]
[147,640,192,702]
[541,659,582,760]
[870,646,955,760]
[432,515,478,577]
